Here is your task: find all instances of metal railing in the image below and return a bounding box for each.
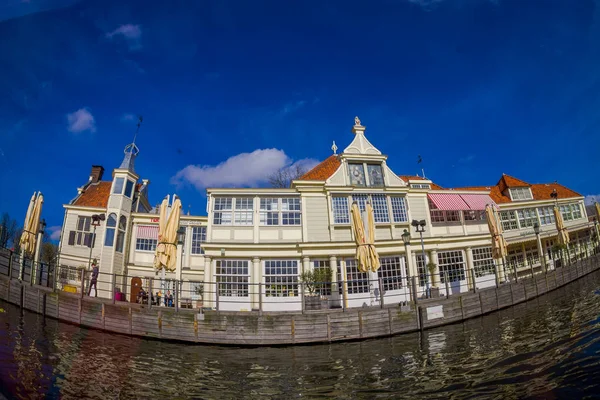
[1,240,599,313]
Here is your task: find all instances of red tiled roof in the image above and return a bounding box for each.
[399,175,427,181]
[298,155,341,181]
[452,176,582,204]
[73,181,112,208]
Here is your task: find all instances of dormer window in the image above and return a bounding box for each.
[348,162,384,187]
[509,187,532,201]
[125,180,134,198]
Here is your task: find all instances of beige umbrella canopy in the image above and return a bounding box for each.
[485,205,507,259]
[350,202,380,273]
[553,206,570,246]
[19,192,43,255]
[595,202,600,221]
[154,196,182,272]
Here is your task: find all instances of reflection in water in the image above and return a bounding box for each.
[1,272,600,399]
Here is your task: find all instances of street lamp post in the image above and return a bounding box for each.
[533,222,546,273]
[176,226,186,310]
[88,214,105,269]
[411,219,429,297]
[401,229,416,302]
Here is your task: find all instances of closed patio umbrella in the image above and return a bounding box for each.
[19,192,43,255]
[153,196,169,271]
[365,202,380,272]
[485,205,507,259]
[553,206,570,246]
[154,196,182,273]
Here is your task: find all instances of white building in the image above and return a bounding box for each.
[57,118,595,310]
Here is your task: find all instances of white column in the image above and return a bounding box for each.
[465,247,474,290]
[536,234,546,272]
[203,256,212,308]
[329,255,339,306]
[340,258,348,309]
[430,250,439,288]
[302,256,311,274]
[404,243,416,277]
[252,257,261,310]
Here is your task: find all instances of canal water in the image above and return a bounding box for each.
[1,272,600,399]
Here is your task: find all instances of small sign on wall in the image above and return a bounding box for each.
[426,305,444,320]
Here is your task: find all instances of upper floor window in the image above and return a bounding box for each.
[559,203,582,221]
[125,180,135,198]
[281,198,301,225]
[104,213,117,246]
[259,198,301,226]
[332,194,407,224]
[464,210,486,222]
[67,216,94,247]
[116,216,126,252]
[234,197,253,225]
[348,162,385,187]
[213,198,233,225]
[191,226,206,254]
[411,183,431,189]
[509,187,532,201]
[538,206,555,225]
[135,225,158,252]
[517,208,537,228]
[499,210,518,231]
[428,199,460,224]
[113,178,124,194]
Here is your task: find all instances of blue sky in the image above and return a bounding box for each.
[1,0,600,240]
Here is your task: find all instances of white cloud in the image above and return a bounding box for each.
[281,100,307,115]
[48,226,62,241]
[121,113,135,122]
[171,149,319,190]
[66,108,96,133]
[584,195,600,205]
[106,24,142,50]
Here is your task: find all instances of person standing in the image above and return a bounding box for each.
[87,259,99,297]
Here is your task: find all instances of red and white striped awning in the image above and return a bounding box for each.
[459,194,497,211]
[427,193,469,211]
[137,225,158,240]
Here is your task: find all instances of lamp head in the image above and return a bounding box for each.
[401,229,411,245]
[533,222,540,235]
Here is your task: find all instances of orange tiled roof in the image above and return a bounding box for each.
[298,155,341,181]
[399,175,427,181]
[452,176,582,204]
[73,181,112,208]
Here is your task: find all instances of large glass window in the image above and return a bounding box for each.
[416,254,427,287]
[560,204,573,221]
[390,196,408,223]
[508,247,524,269]
[213,197,232,225]
[348,163,366,186]
[499,210,518,231]
[517,208,538,228]
[464,210,485,222]
[371,194,389,223]
[215,260,249,297]
[281,198,301,225]
[313,260,331,296]
[112,177,124,194]
[437,250,466,283]
[571,203,582,220]
[260,198,279,225]
[104,213,117,247]
[68,216,93,247]
[378,256,404,291]
[234,197,253,225]
[524,244,539,266]
[264,260,299,297]
[191,226,206,254]
[472,247,495,277]
[341,259,369,294]
[331,196,350,224]
[116,216,126,252]
[538,206,555,225]
[429,199,461,224]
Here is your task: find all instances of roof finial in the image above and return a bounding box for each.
[332,141,338,155]
[354,116,361,126]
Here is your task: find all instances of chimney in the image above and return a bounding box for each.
[90,165,105,183]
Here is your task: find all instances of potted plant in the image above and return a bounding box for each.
[300,267,332,310]
[426,262,440,298]
[194,284,204,309]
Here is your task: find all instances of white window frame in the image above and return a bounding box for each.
[517,208,538,228]
[509,187,533,201]
[437,250,466,283]
[234,197,253,225]
[472,247,495,277]
[70,216,93,247]
[215,260,249,297]
[264,260,299,297]
[331,196,350,224]
[112,177,125,194]
[191,226,206,255]
[259,197,301,226]
[499,210,518,231]
[340,259,369,294]
[212,197,233,225]
[538,206,555,225]
[390,196,408,223]
[378,256,404,291]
